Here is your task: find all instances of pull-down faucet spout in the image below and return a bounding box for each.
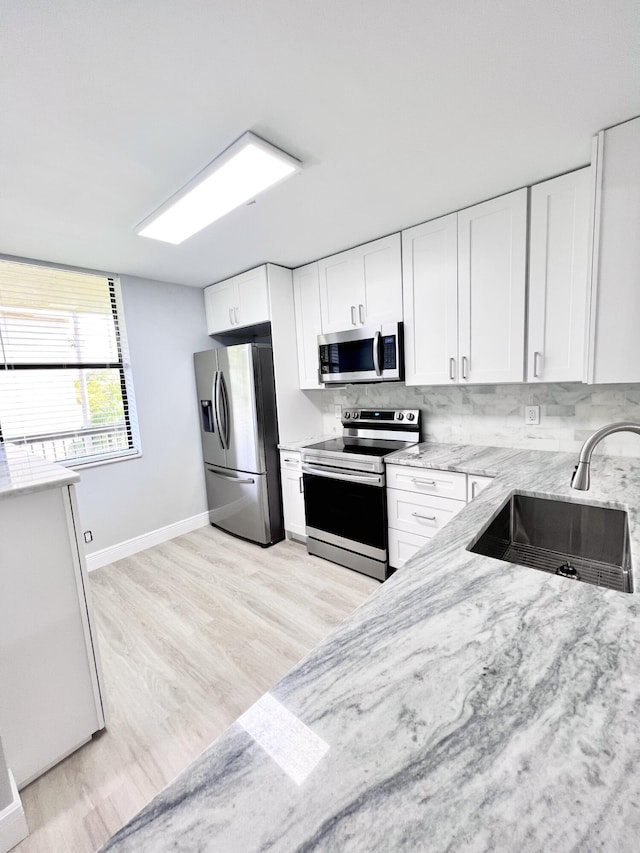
[571,422,640,490]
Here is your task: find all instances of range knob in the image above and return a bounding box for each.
[344,411,351,419]
[396,412,404,420]
[353,412,359,419]
[407,413,416,422]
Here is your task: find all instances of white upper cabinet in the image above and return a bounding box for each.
[457,188,528,384]
[293,262,323,389]
[318,234,402,333]
[527,168,592,383]
[204,279,236,334]
[402,213,458,385]
[205,267,269,334]
[403,189,527,386]
[588,116,640,384]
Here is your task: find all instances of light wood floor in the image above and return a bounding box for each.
[14,526,378,853]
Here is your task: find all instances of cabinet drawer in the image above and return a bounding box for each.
[386,464,467,500]
[388,528,431,570]
[279,450,302,471]
[387,487,465,537]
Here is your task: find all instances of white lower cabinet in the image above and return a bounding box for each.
[0,484,105,788]
[387,464,494,570]
[280,451,306,539]
[388,528,433,571]
[386,463,466,570]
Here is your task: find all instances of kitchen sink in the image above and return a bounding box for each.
[467,492,633,593]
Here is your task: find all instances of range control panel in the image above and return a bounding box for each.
[341,408,420,426]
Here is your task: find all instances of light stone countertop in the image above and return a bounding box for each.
[0,443,79,500]
[102,443,640,852]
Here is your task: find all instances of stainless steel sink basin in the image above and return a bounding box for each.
[468,493,633,593]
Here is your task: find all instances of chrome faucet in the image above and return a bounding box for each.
[571,421,640,490]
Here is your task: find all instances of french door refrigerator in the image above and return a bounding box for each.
[194,344,283,546]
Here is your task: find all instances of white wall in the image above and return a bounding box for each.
[76,275,213,554]
[319,382,640,458]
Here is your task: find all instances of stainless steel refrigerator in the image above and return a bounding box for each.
[194,344,283,546]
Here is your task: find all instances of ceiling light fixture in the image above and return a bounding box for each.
[136,132,301,244]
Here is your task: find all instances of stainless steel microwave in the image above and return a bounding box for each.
[318,322,404,384]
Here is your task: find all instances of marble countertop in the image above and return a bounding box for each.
[103,443,640,852]
[0,443,79,500]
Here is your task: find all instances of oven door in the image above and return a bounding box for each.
[302,464,387,560]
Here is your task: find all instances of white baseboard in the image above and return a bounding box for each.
[86,511,210,571]
[0,772,28,853]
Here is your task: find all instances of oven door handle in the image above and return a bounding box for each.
[302,463,383,486]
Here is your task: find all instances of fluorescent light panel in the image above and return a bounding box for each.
[137,132,301,244]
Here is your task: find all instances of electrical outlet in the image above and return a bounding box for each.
[525,405,540,425]
[84,530,93,544]
[334,405,341,419]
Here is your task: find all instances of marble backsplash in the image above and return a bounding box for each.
[309,382,640,458]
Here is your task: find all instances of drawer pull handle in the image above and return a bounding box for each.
[412,512,437,521]
[283,457,297,463]
[412,478,436,486]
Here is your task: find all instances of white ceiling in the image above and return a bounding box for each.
[1,0,639,288]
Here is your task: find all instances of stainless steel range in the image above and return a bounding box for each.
[301,408,421,581]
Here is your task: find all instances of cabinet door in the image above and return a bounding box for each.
[458,188,527,384]
[204,279,237,334]
[467,474,494,502]
[528,168,592,383]
[318,248,362,333]
[388,528,430,570]
[281,466,306,537]
[0,487,102,786]
[402,214,458,385]
[235,267,270,328]
[358,233,402,326]
[589,117,640,383]
[293,263,323,389]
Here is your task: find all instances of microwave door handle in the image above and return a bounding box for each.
[373,331,382,376]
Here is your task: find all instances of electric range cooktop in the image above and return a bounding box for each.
[303,437,415,457]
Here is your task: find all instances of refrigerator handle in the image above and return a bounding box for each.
[219,370,231,451]
[213,371,226,449]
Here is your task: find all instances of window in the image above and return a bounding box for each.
[0,258,140,466]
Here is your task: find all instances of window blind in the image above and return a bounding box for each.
[0,258,140,465]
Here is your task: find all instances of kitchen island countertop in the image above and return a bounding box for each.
[102,442,640,851]
[0,443,79,500]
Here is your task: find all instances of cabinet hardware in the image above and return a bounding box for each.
[449,357,456,381]
[350,305,356,326]
[462,356,468,380]
[533,351,542,378]
[471,481,478,499]
[359,304,365,324]
[412,478,436,486]
[283,457,296,463]
[229,307,234,325]
[412,512,437,521]
[299,476,304,494]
